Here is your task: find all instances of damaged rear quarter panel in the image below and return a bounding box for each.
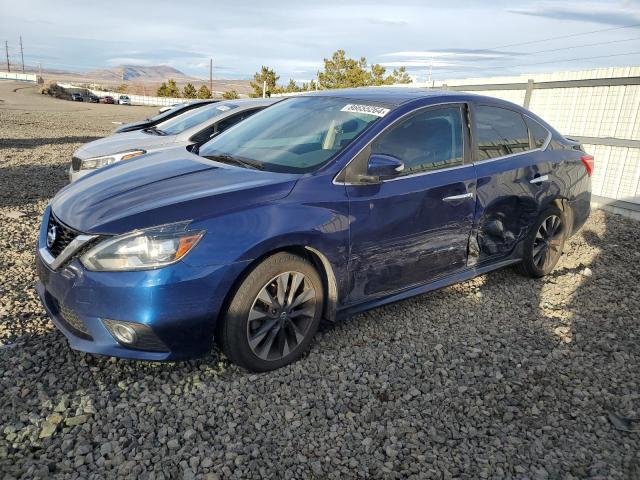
[472,148,571,264]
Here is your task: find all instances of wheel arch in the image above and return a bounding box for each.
[542,196,574,235]
[216,244,339,333]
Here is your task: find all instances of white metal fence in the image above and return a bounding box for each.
[56,82,182,107]
[89,90,183,107]
[0,71,37,82]
[407,67,640,206]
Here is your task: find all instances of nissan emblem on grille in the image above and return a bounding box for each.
[46,225,57,249]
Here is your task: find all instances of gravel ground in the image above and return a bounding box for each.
[1,82,639,479]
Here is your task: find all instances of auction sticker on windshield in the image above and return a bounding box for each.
[217,105,231,111]
[340,104,390,117]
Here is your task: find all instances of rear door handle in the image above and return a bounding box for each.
[530,175,549,184]
[442,192,474,202]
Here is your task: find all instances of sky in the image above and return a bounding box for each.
[1,0,639,83]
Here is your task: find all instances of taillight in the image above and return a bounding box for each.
[581,154,594,177]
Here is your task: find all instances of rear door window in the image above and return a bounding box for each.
[474,106,530,161]
[371,106,464,176]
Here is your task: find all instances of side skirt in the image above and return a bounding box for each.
[335,257,521,321]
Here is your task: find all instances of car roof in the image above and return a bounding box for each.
[296,87,468,106]
[176,98,280,137]
[294,87,527,109]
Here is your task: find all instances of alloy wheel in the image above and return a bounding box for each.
[247,271,317,361]
[532,214,564,270]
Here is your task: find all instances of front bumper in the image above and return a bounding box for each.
[36,207,248,361]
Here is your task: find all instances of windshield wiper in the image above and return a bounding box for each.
[143,126,165,135]
[203,154,264,170]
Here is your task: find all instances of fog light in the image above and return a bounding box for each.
[102,319,168,352]
[111,323,137,345]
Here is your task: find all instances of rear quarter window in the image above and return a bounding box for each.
[525,116,551,149]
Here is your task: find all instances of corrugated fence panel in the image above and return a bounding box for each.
[429,67,640,205]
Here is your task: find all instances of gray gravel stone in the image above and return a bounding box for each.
[1,82,639,479]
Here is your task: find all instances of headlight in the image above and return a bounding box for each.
[80,221,205,271]
[79,149,146,171]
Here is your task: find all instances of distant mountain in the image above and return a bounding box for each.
[85,65,198,82]
[29,63,253,96]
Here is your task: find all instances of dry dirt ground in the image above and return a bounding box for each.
[0,81,639,479]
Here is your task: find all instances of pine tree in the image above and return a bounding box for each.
[165,79,180,97]
[197,85,212,99]
[250,66,279,97]
[183,83,197,98]
[156,82,168,97]
[222,90,239,99]
[317,50,371,89]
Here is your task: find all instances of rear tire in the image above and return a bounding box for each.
[516,204,567,278]
[217,252,324,372]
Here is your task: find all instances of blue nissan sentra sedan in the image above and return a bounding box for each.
[36,88,593,371]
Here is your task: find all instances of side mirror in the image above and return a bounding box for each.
[359,154,404,183]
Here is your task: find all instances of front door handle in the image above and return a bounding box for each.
[442,192,474,202]
[530,174,549,184]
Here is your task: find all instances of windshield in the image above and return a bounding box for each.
[148,103,192,122]
[154,103,238,136]
[199,97,386,173]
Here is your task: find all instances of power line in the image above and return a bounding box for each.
[405,22,640,81]
[524,36,640,55]
[432,50,640,79]
[437,35,640,66]
[488,22,640,50]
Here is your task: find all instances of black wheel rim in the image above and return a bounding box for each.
[247,271,316,361]
[533,214,564,270]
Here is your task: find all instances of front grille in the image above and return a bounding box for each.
[49,295,93,340]
[71,156,82,171]
[47,214,78,258]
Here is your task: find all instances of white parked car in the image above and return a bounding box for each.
[69,98,278,182]
[118,95,131,105]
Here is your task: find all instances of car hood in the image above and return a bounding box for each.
[52,148,300,234]
[73,130,178,159]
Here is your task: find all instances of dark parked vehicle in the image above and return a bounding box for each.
[36,89,592,371]
[88,94,100,103]
[113,99,218,134]
[70,93,83,102]
[103,96,115,104]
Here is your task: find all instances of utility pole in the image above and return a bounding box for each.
[5,41,10,72]
[209,58,213,98]
[19,36,24,73]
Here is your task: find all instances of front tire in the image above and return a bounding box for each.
[517,204,567,278]
[217,252,324,372]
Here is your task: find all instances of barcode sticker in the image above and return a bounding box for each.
[341,104,390,117]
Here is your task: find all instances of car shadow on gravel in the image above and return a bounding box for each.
[0,164,69,208]
[471,211,640,478]
[0,136,102,149]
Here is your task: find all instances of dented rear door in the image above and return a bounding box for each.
[470,104,555,265]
